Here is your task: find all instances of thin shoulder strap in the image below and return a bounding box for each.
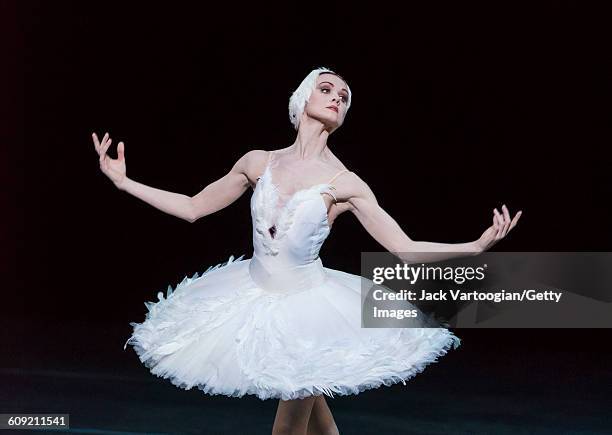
[328,169,349,185]
[267,150,275,166]
[257,151,275,182]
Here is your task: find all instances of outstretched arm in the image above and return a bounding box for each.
[188,150,261,222]
[345,172,522,264]
[94,132,260,223]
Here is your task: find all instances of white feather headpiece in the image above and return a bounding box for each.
[288,66,352,130]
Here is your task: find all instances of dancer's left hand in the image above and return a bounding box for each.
[476,204,522,252]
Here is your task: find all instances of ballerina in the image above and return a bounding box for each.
[93,66,521,435]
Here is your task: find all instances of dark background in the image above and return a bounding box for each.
[3,1,611,434]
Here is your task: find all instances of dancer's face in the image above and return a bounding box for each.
[304,73,350,133]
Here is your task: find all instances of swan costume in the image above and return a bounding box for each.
[123,149,461,400]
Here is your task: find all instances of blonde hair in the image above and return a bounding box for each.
[288,66,352,130]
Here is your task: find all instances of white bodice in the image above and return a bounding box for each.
[248,158,342,293]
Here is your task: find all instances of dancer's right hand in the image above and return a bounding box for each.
[93,132,127,190]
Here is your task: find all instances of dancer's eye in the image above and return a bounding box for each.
[321,88,348,103]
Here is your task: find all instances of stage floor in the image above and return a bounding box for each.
[2,320,610,434]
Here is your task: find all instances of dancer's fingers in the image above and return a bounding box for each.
[494,209,505,238]
[117,141,125,161]
[502,204,511,223]
[492,211,499,231]
[103,137,112,155]
[493,208,502,229]
[92,132,101,153]
[508,211,522,232]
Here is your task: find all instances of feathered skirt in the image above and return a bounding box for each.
[123,255,461,401]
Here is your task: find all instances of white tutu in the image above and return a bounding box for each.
[123,154,461,401]
[124,254,460,401]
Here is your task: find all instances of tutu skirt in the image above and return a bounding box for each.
[124,255,461,401]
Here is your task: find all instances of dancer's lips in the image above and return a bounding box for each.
[326,106,338,113]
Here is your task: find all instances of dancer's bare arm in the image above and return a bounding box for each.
[340,172,522,264]
[188,150,263,222]
[93,132,260,223]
